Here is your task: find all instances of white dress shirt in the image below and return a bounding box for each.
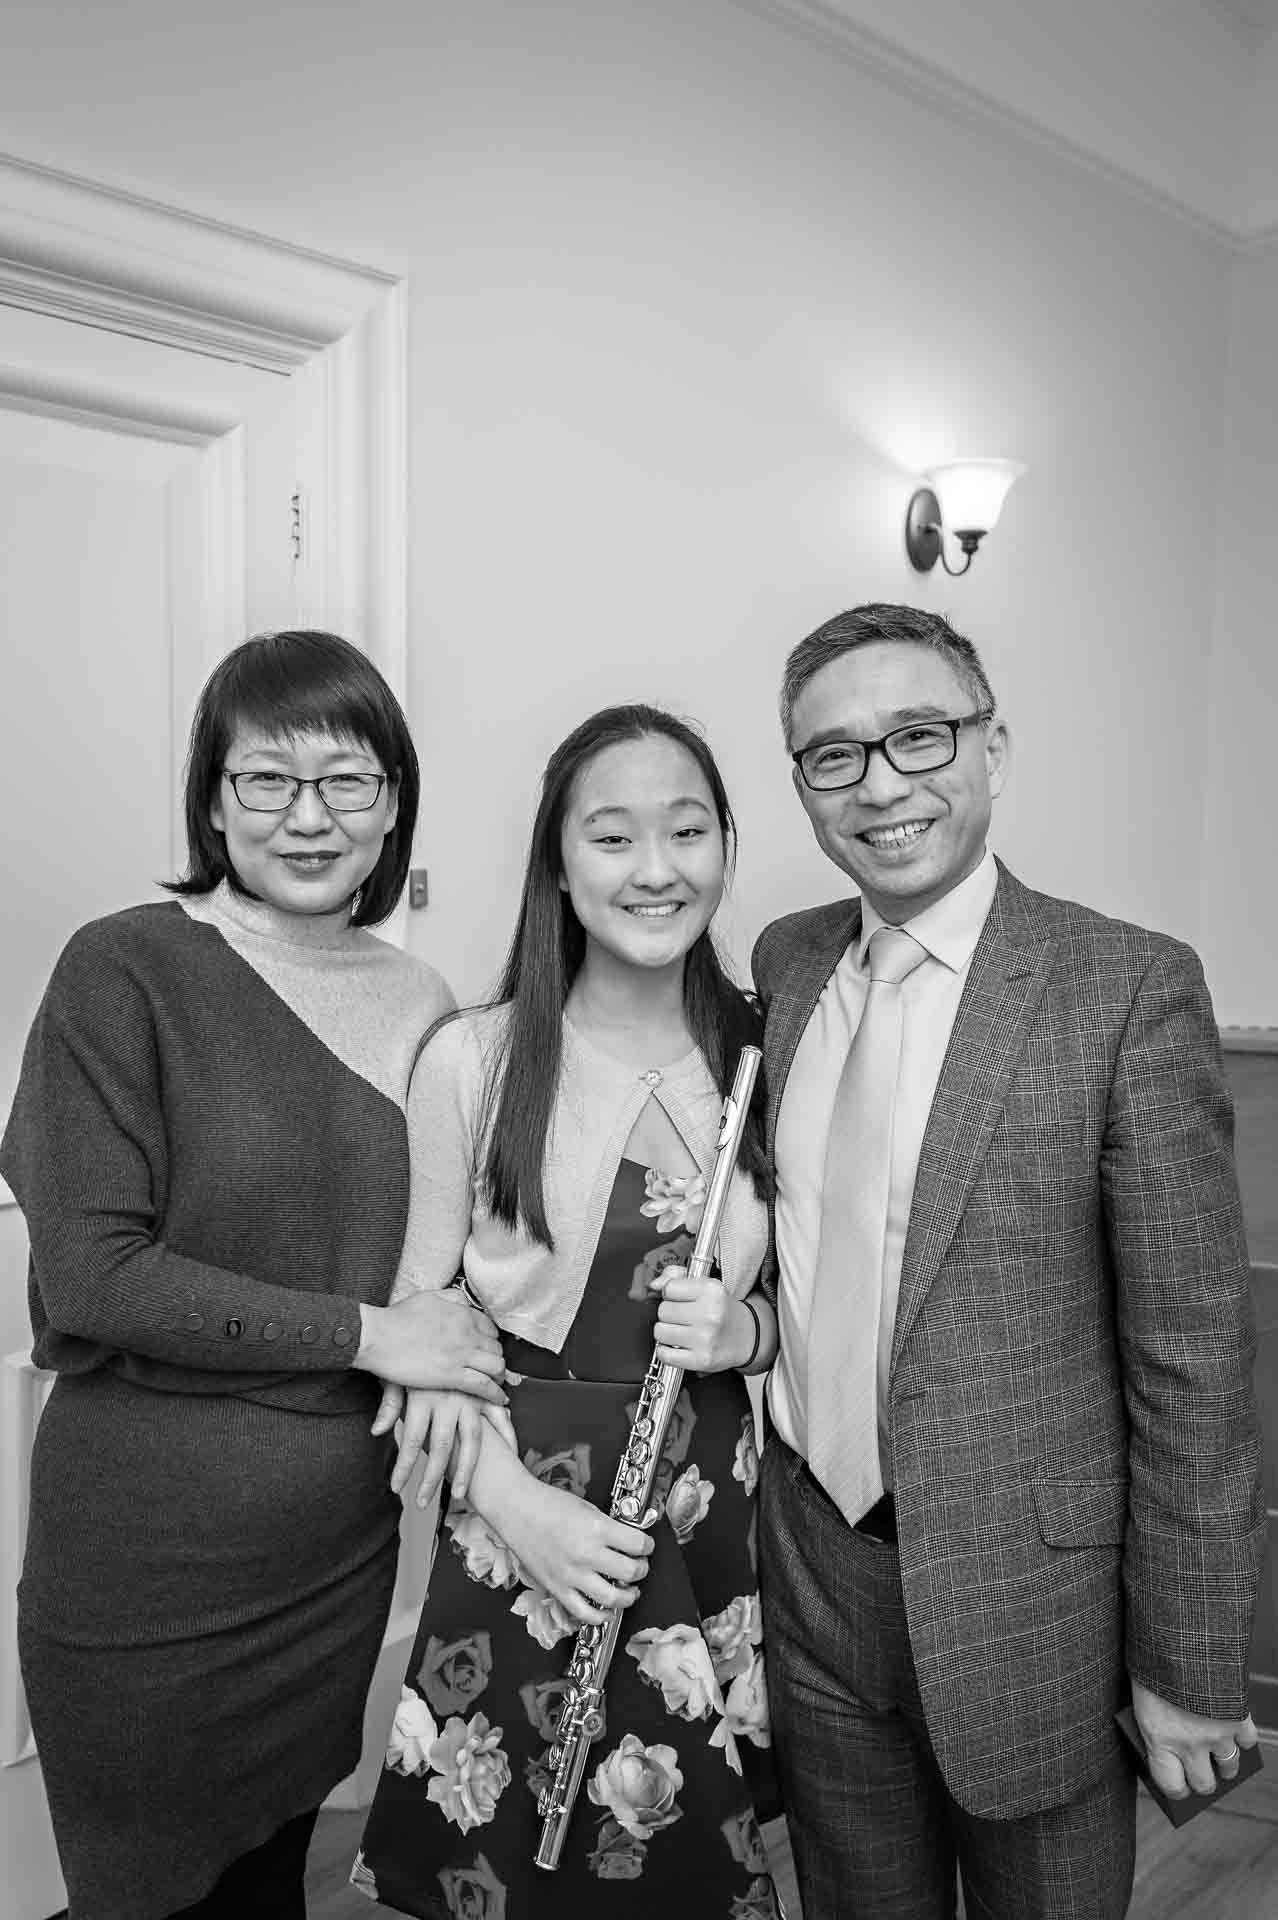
[768,849,999,1465]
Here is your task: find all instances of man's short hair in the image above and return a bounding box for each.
[779,603,998,744]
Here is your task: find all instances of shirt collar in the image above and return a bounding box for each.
[856,847,998,974]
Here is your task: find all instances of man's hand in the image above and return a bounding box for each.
[1130,1677,1259,1796]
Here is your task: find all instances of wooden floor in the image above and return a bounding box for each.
[308,1745,1278,1918]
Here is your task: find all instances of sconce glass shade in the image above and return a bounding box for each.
[925,459,1026,535]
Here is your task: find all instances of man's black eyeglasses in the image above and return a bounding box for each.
[792,712,992,793]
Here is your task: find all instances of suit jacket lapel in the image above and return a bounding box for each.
[891,866,1056,1366]
[763,900,861,1160]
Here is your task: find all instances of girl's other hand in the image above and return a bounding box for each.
[387,1389,487,1507]
[494,1475,654,1624]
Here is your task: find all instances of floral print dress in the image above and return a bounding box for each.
[353,1157,781,1919]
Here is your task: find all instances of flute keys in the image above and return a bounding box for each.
[617,1494,640,1520]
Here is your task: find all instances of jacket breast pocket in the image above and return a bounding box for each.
[1033,1478,1128,1548]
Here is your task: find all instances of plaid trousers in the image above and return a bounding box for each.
[760,1435,1137,1920]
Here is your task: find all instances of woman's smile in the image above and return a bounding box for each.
[279,850,344,872]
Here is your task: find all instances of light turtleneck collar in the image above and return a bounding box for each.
[183,879,359,952]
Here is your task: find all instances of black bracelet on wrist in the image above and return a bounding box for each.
[741,1297,762,1370]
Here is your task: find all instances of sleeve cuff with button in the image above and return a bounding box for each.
[154,1260,366,1370]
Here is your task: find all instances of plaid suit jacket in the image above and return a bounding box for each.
[752,860,1266,1818]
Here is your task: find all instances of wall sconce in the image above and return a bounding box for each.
[905,459,1026,576]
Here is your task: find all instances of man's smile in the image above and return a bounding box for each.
[858,820,934,849]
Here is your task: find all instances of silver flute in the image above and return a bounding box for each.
[534,1043,762,1870]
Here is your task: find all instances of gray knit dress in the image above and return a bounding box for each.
[0,886,453,1920]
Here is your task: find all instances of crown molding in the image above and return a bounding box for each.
[0,363,231,443]
[0,147,396,369]
[741,0,1245,249]
[0,254,318,375]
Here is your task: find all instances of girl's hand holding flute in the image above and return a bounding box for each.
[488,1473,655,1625]
[650,1268,777,1376]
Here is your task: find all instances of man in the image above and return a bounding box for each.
[753,603,1265,1918]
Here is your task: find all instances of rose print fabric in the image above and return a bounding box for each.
[354,1158,780,1918]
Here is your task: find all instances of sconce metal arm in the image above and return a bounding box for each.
[905,485,984,575]
[939,531,982,577]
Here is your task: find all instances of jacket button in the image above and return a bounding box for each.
[225,1317,243,1339]
[332,1324,353,1348]
[185,1312,205,1332]
[299,1324,319,1344]
[262,1321,282,1341]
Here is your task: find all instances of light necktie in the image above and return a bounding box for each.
[806,924,928,1526]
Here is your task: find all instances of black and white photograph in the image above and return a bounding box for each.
[0,4,1274,1917]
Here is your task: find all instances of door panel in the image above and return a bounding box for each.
[0,394,297,1919]
[1,438,181,1219]
[0,425,187,1917]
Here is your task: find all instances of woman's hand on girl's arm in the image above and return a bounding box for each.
[651,1269,777,1374]
[464,1427,654,1625]
[354,1287,507,1400]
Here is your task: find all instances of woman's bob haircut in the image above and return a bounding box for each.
[168,629,419,927]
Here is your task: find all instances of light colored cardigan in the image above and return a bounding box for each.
[394,1004,768,1352]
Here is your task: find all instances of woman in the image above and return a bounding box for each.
[353,705,782,1919]
[1,630,507,1920]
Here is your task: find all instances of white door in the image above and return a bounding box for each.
[0,383,300,1920]
[0,415,188,1916]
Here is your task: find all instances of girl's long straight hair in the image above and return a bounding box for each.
[481,704,768,1249]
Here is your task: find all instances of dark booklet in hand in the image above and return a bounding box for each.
[1114,1705,1264,1827]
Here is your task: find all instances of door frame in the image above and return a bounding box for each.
[0,145,408,832]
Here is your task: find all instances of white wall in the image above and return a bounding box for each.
[393,0,1238,993]
[0,0,1252,1009]
[1200,236,1278,1026]
[1235,20,1278,235]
